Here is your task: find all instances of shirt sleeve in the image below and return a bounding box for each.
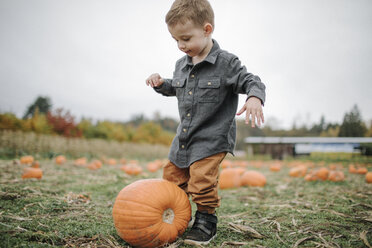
[226,56,266,105]
[154,78,176,97]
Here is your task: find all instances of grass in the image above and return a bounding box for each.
[1,158,371,248]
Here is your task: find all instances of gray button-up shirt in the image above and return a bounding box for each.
[155,40,266,168]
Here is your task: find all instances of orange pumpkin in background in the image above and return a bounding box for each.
[316,167,329,181]
[289,165,307,177]
[221,159,233,169]
[356,167,368,174]
[74,157,87,166]
[55,155,66,165]
[269,163,281,172]
[121,163,143,175]
[328,170,345,182]
[31,161,40,168]
[366,172,372,184]
[304,171,318,182]
[22,167,42,179]
[147,162,161,172]
[219,167,245,189]
[348,164,357,174]
[20,155,34,165]
[107,158,117,165]
[87,160,103,170]
[112,179,191,248]
[240,170,266,187]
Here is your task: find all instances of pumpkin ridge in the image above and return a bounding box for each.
[115,198,162,213]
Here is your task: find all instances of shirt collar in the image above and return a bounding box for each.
[181,39,220,70]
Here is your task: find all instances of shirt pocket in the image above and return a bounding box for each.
[172,78,186,101]
[198,78,220,103]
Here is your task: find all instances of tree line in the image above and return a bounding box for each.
[1,96,371,147]
[0,96,176,146]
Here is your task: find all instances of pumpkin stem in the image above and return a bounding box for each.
[162,208,174,224]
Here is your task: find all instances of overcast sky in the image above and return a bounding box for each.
[1,0,371,129]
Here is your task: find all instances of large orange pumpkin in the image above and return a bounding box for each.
[112,179,191,248]
[240,170,266,187]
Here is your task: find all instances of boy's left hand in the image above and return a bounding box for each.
[236,96,264,127]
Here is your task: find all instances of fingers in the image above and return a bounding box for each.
[146,74,163,88]
[247,109,255,128]
[250,109,264,127]
[239,108,264,127]
[236,106,246,116]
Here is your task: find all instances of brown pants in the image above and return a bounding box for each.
[163,152,226,214]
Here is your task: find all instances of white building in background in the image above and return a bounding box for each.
[244,137,372,158]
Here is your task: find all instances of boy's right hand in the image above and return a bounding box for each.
[146,73,164,88]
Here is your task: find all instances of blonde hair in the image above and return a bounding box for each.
[165,0,215,28]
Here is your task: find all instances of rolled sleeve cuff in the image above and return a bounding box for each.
[246,88,266,106]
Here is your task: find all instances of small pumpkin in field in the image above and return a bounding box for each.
[366,172,372,184]
[315,167,329,181]
[304,171,318,181]
[31,161,40,168]
[289,165,307,177]
[219,167,245,189]
[55,155,66,165]
[107,158,117,165]
[147,161,161,172]
[22,167,42,179]
[121,163,143,175]
[348,164,357,174]
[328,170,345,182]
[221,159,233,169]
[87,160,103,170]
[240,170,266,187]
[20,155,34,165]
[269,163,281,172]
[356,167,368,174]
[112,179,191,248]
[74,157,87,166]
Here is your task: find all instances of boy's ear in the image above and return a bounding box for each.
[203,23,213,35]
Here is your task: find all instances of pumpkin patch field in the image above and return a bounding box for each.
[1,154,372,247]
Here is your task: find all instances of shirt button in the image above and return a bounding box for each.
[181,145,185,149]
[191,74,195,78]
[187,113,191,117]
[183,128,187,132]
[207,82,212,85]
[177,81,180,85]
[188,91,193,95]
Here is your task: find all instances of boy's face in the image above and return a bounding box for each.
[168,20,212,58]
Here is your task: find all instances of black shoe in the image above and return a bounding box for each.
[184,211,217,246]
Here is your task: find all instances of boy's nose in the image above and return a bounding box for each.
[178,42,186,50]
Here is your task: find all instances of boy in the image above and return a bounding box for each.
[146,0,266,245]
